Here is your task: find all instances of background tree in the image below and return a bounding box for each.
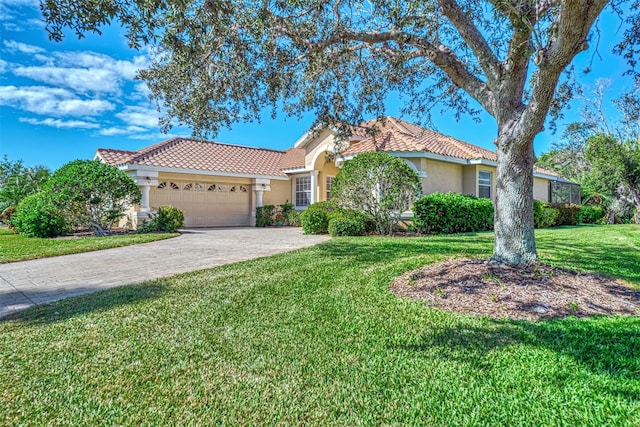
[46,160,141,235]
[537,80,640,222]
[331,152,420,235]
[0,156,50,213]
[584,133,640,223]
[42,0,639,266]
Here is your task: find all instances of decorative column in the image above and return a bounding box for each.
[310,171,319,205]
[252,178,271,226]
[129,169,158,229]
[140,184,151,212]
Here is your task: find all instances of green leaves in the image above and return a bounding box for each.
[0,156,50,213]
[331,152,420,234]
[45,160,141,234]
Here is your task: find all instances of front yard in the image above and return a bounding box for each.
[0,228,178,263]
[1,225,638,425]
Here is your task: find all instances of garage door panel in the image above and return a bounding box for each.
[151,179,251,227]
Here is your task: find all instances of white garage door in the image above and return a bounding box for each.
[151,180,251,227]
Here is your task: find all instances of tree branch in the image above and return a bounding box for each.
[271,14,495,116]
[437,0,500,84]
[522,0,608,140]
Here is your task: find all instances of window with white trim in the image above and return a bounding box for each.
[478,171,492,198]
[326,176,334,200]
[295,176,311,207]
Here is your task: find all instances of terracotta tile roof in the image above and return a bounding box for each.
[96,148,137,165]
[343,117,497,160]
[343,117,558,177]
[97,138,289,177]
[278,148,306,170]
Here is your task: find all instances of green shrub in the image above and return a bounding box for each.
[280,202,294,225]
[155,205,184,232]
[533,200,559,228]
[11,192,68,238]
[552,203,581,226]
[579,205,604,224]
[331,152,421,235]
[286,210,301,227]
[301,208,330,234]
[256,204,276,227]
[138,205,184,233]
[328,216,366,236]
[300,201,339,234]
[412,192,494,234]
[46,159,140,235]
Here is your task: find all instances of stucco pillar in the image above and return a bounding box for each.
[140,184,151,212]
[255,189,264,207]
[310,171,319,204]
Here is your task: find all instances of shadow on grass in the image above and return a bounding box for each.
[1,282,167,325]
[399,316,640,393]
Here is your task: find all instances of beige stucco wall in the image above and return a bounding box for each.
[533,177,550,202]
[304,129,338,169]
[263,179,293,206]
[315,153,341,202]
[423,159,463,195]
[462,165,477,196]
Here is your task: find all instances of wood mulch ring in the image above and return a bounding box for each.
[390,258,640,322]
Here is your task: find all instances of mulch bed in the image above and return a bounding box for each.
[390,258,640,321]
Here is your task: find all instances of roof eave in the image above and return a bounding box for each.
[120,164,290,181]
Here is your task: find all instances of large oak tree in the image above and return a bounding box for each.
[41,0,638,266]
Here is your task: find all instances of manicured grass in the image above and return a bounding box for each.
[1,225,638,425]
[0,228,178,263]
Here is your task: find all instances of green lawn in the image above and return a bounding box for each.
[1,225,638,426]
[0,228,178,263]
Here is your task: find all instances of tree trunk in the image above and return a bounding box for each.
[491,132,537,267]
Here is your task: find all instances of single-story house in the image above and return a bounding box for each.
[95,116,579,228]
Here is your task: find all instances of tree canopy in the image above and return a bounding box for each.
[40,0,639,266]
[331,151,421,234]
[537,81,640,223]
[46,160,141,235]
[0,156,50,213]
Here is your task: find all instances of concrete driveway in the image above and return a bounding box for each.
[0,227,330,319]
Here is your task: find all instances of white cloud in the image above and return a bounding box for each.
[116,105,160,128]
[3,40,45,54]
[14,65,121,93]
[132,82,152,99]
[0,59,7,73]
[98,125,147,136]
[53,51,149,79]
[0,85,115,116]
[19,117,100,129]
[11,50,150,95]
[129,132,179,141]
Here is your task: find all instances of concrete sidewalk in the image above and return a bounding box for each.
[0,227,329,319]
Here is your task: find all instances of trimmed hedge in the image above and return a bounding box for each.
[552,203,581,226]
[301,202,373,236]
[300,201,340,234]
[533,201,559,229]
[412,193,494,234]
[11,192,69,238]
[578,205,604,224]
[328,217,366,237]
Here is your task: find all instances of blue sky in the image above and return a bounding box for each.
[0,1,635,171]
